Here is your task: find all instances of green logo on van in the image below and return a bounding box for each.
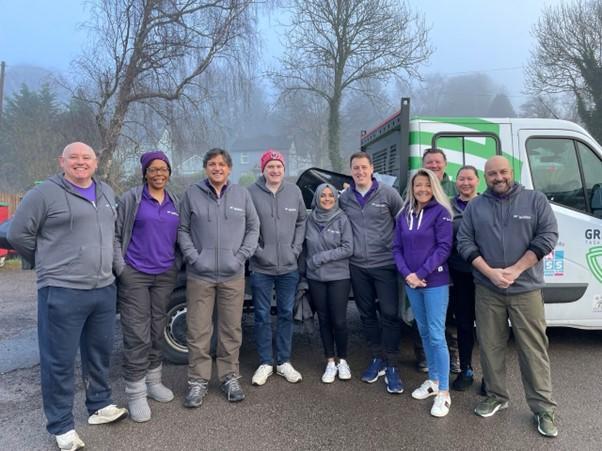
[586,246,602,283]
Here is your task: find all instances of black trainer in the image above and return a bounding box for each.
[221,374,245,402]
[183,379,208,408]
[452,369,474,391]
[480,377,487,396]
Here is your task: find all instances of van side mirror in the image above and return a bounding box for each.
[591,184,602,218]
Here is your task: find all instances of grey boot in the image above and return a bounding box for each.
[125,378,151,423]
[146,364,174,402]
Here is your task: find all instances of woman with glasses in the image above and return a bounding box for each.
[114,151,180,422]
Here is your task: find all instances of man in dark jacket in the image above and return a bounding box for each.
[457,156,559,438]
[8,142,127,450]
[339,151,405,394]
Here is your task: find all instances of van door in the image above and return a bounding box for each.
[519,129,602,328]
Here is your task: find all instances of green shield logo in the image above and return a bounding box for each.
[586,246,602,283]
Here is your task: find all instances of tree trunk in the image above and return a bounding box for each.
[327,94,343,172]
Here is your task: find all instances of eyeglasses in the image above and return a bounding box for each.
[146,167,169,175]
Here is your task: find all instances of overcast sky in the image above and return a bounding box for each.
[0,0,567,105]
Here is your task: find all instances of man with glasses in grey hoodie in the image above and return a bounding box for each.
[248,150,307,386]
[8,142,128,451]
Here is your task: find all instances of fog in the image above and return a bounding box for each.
[0,0,575,188]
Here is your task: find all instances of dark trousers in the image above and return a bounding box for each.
[350,264,401,365]
[118,264,177,382]
[38,284,116,435]
[308,279,351,359]
[450,268,476,371]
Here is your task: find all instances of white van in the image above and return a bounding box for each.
[359,97,602,329]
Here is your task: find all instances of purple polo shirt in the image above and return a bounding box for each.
[125,186,179,274]
[67,180,97,204]
[352,179,379,208]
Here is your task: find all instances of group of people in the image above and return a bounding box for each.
[7,141,560,450]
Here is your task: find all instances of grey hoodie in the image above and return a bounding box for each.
[339,182,403,268]
[248,177,307,275]
[113,185,181,276]
[304,213,353,282]
[178,180,259,282]
[457,183,558,294]
[8,174,117,289]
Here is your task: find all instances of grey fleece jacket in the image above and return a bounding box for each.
[304,213,353,282]
[248,177,307,275]
[457,183,558,294]
[113,185,181,277]
[178,180,259,282]
[339,183,403,268]
[7,174,117,289]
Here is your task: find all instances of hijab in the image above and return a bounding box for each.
[310,183,342,227]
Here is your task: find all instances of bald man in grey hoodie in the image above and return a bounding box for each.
[8,142,127,450]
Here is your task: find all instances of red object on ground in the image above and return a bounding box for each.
[0,202,9,257]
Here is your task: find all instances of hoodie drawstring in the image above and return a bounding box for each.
[407,208,424,231]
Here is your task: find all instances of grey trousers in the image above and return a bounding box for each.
[118,264,177,382]
[186,276,245,382]
[475,284,557,414]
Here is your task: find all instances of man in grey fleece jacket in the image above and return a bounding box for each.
[339,151,405,394]
[8,142,127,450]
[248,150,307,386]
[178,148,259,407]
[457,156,559,438]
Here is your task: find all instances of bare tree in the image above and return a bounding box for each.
[527,0,602,142]
[271,0,431,171]
[73,0,257,182]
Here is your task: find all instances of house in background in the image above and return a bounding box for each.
[228,135,310,184]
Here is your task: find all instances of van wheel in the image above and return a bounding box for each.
[161,289,188,365]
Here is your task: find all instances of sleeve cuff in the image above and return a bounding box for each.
[527,244,546,261]
[467,251,481,264]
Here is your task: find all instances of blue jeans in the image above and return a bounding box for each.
[251,271,299,365]
[406,285,450,390]
[38,285,117,435]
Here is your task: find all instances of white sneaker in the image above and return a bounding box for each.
[252,364,274,386]
[431,393,451,417]
[337,359,352,380]
[321,362,337,383]
[276,362,302,383]
[411,379,439,400]
[87,404,128,425]
[55,429,85,450]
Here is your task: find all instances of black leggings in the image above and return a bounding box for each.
[308,279,351,359]
[449,268,476,371]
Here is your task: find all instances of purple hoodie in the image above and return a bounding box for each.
[392,199,453,288]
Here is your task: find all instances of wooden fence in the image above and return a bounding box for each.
[0,192,23,215]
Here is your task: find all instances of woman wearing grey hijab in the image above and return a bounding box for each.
[304,183,354,383]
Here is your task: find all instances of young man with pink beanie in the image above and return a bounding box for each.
[248,150,307,386]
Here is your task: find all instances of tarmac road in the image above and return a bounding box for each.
[1,269,601,450]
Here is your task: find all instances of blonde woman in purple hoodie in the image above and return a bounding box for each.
[393,168,453,417]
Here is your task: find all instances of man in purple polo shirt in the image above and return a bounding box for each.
[114,151,180,422]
